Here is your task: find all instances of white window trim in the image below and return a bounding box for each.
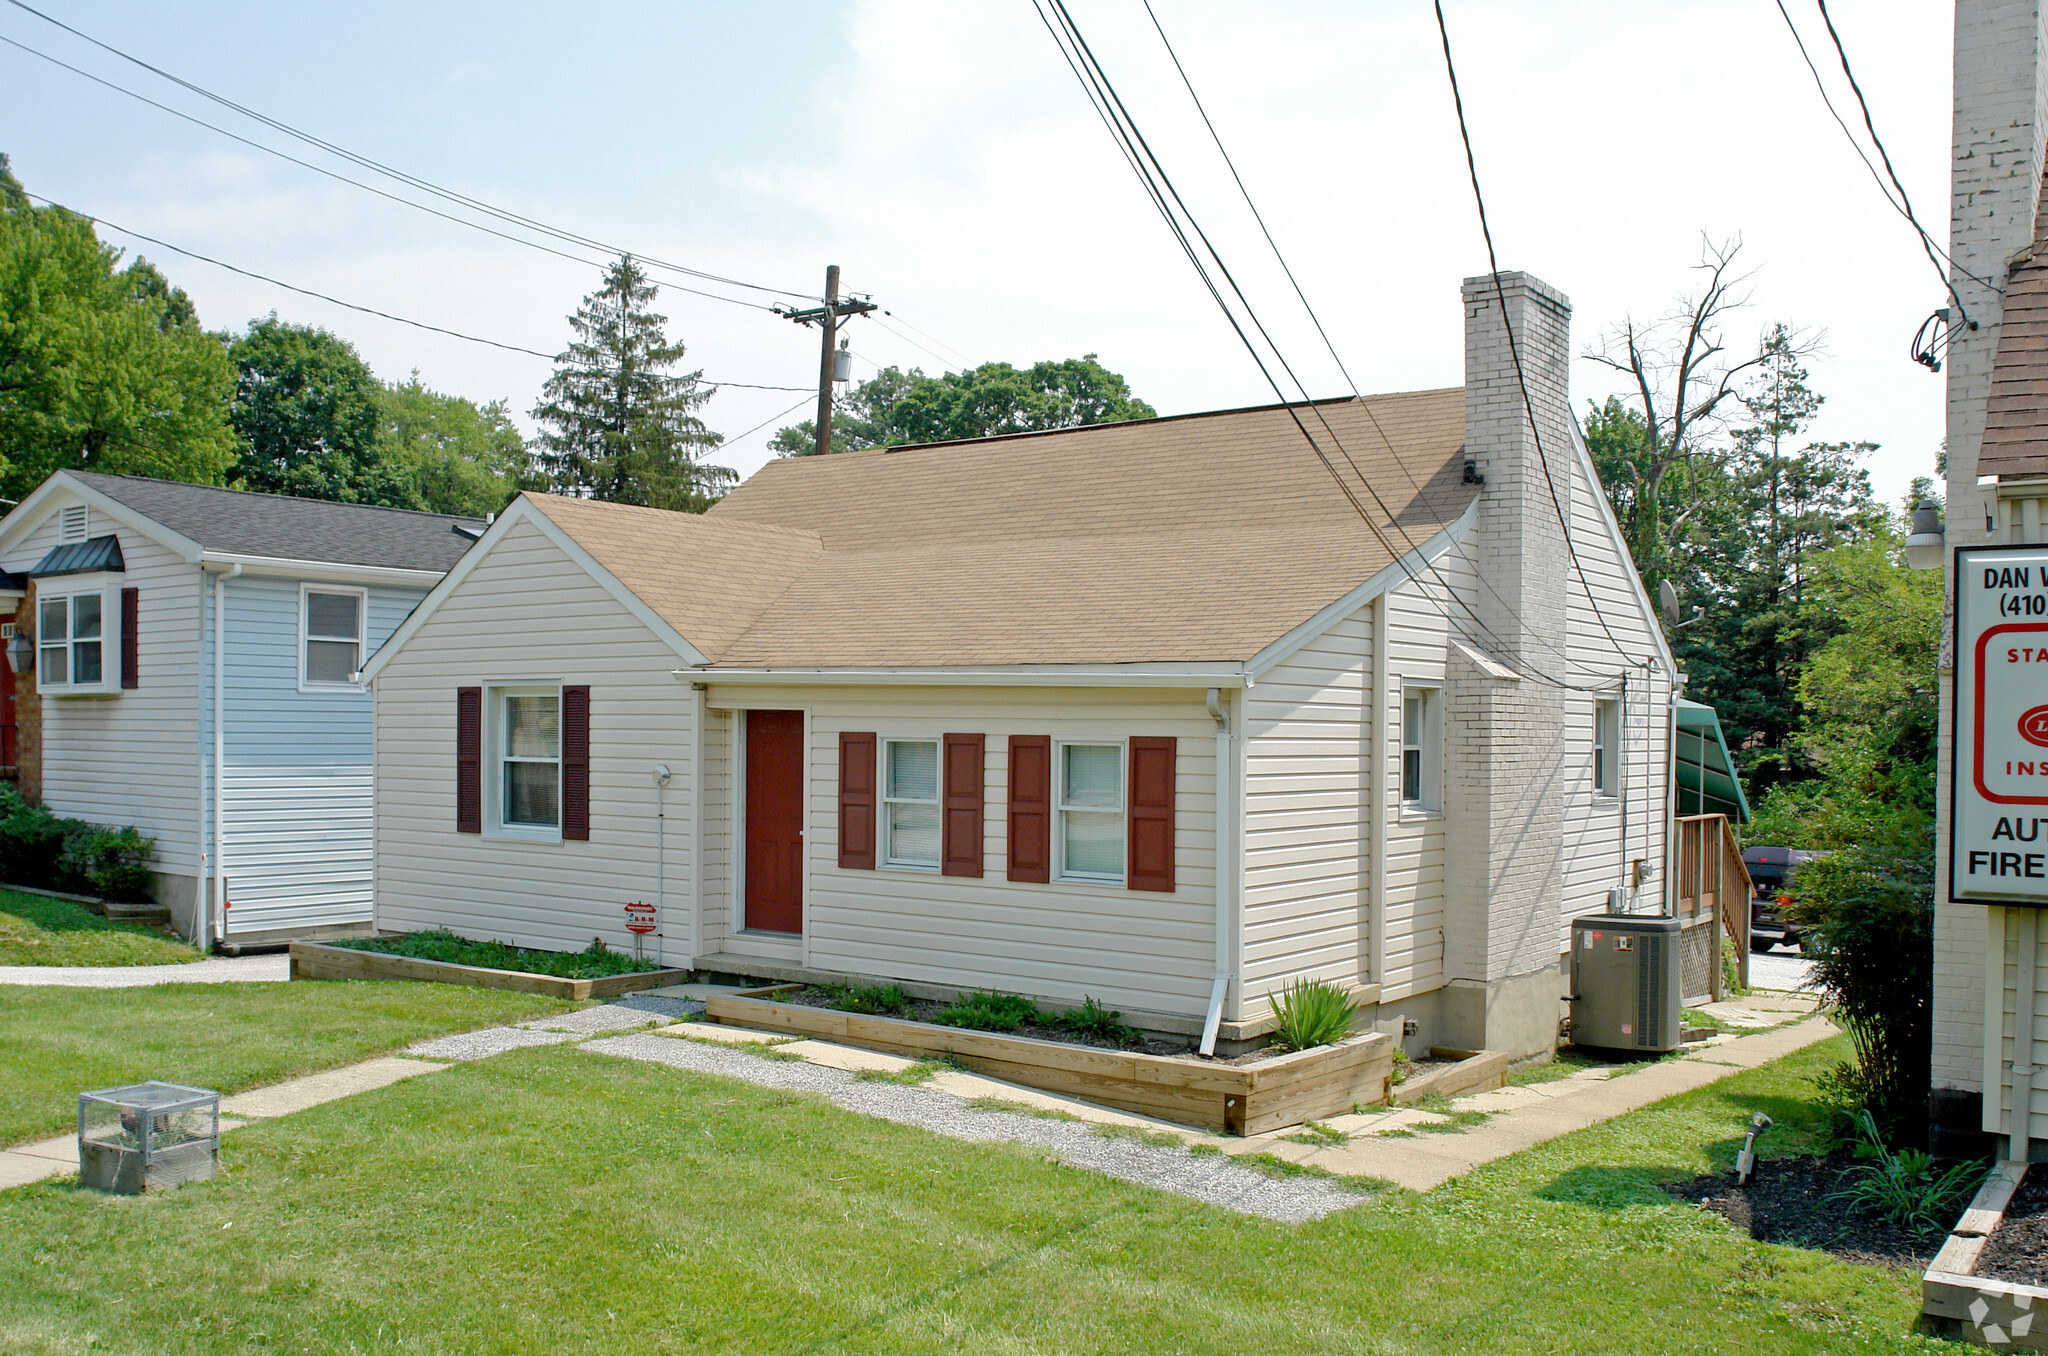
[36,573,120,697]
[485,683,563,844]
[881,736,941,871]
[1592,697,1621,801]
[1399,680,1443,818]
[1056,738,1127,885]
[298,582,369,695]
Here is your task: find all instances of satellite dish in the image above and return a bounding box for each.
[1658,579,1680,629]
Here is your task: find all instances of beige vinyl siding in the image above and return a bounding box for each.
[1561,441,1671,930]
[3,505,203,874]
[372,518,696,958]
[705,684,1218,1020]
[1240,608,1370,1014]
[1379,565,1458,1002]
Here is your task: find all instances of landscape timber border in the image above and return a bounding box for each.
[288,941,690,1002]
[704,984,1395,1134]
[1923,1160,2048,1349]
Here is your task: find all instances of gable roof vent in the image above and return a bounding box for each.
[58,505,88,544]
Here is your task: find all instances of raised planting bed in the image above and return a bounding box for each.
[1392,1047,1507,1105]
[1924,1161,2048,1349]
[290,941,689,1002]
[704,984,1393,1133]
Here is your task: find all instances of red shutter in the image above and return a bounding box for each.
[1127,736,1176,892]
[942,733,985,878]
[561,685,590,841]
[119,587,138,689]
[455,687,482,833]
[1007,735,1051,884]
[839,732,877,869]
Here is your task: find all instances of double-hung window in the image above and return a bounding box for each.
[495,687,561,836]
[301,586,366,690]
[1593,698,1620,799]
[38,589,103,688]
[883,738,940,868]
[1401,684,1441,812]
[1058,742,1124,882]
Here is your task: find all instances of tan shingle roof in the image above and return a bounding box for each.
[1982,170,2048,482]
[526,391,1473,667]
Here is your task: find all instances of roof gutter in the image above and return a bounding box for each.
[197,551,445,587]
[676,666,1253,689]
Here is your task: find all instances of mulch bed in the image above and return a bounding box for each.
[775,985,1191,1056]
[1666,1157,1946,1270]
[1976,1168,2048,1286]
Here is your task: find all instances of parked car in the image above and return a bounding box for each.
[1741,846,1829,953]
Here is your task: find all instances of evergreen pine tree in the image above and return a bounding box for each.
[530,256,732,511]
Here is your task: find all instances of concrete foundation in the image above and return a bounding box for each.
[1438,961,1568,1063]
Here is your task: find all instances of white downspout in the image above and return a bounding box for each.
[689,683,706,971]
[653,764,670,969]
[1368,595,1389,996]
[1200,685,1232,1056]
[211,563,239,945]
[194,564,209,948]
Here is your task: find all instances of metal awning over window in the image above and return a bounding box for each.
[1674,698,1749,823]
[29,535,124,578]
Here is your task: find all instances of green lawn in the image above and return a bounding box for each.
[0,980,576,1146]
[0,1029,1936,1354]
[0,888,198,966]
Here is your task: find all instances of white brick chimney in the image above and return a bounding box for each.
[1439,270,1574,1060]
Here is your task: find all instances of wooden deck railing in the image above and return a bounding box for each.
[1675,813,1754,997]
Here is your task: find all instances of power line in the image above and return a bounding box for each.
[2,0,820,306]
[0,31,776,314]
[1431,0,1638,670]
[25,192,814,392]
[1035,0,1574,683]
[722,394,816,450]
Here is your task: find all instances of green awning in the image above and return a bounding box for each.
[1674,698,1749,823]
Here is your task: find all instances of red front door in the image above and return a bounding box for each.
[744,709,805,934]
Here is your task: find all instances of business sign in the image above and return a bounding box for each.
[1954,545,2048,904]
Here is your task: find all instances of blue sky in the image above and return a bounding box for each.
[2,1,1952,503]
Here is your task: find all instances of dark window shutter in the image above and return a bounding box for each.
[1127,736,1176,892]
[1007,735,1051,884]
[942,733,985,878]
[561,685,590,841]
[455,687,482,833]
[119,587,138,689]
[839,732,877,869]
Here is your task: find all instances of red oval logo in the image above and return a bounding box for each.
[2023,706,2048,749]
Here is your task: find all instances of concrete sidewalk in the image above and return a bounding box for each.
[0,954,288,987]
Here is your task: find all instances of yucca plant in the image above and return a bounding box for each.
[1268,979,1356,1053]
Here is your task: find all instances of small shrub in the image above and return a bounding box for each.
[1268,979,1355,1052]
[1824,1108,1987,1235]
[1051,996,1141,1046]
[64,826,157,901]
[824,983,911,1016]
[932,989,1039,1033]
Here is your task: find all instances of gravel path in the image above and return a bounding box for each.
[583,1030,1369,1224]
[1748,949,1814,993]
[0,953,289,987]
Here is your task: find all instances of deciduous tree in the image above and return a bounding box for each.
[772,355,1154,455]
[228,315,412,505]
[378,374,533,517]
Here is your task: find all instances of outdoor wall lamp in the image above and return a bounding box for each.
[1905,503,1946,571]
[5,631,33,676]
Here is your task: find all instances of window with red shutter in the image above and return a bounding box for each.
[455,687,482,833]
[119,587,138,689]
[941,733,984,878]
[1007,735,1051,883]
[1127,736,1175,892]
[838,732,877,869]
[561,685,590,841]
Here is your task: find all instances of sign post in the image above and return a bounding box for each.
[623,901,658,963]
[1954,545,2048,905]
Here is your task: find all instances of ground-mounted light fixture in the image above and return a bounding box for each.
[1905,502,1946,571]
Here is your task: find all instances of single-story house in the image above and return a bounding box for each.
[363,269,1678,1061]
[0,471,482,944]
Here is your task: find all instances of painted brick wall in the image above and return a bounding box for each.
[1936,0,2048,1097]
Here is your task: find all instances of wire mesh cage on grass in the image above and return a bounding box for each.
[77,1081,219,1194]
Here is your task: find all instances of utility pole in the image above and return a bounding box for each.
[774,265,876,456]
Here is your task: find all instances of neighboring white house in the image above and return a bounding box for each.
[0,471,482,945]
[363,269,1675,1062]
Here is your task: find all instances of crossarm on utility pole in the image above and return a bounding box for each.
[774,264,878,457]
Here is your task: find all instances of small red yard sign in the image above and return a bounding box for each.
[624,901,657,935]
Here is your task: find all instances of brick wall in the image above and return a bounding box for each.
[1936,0,2048,1102]
[1444,273,1573,986]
